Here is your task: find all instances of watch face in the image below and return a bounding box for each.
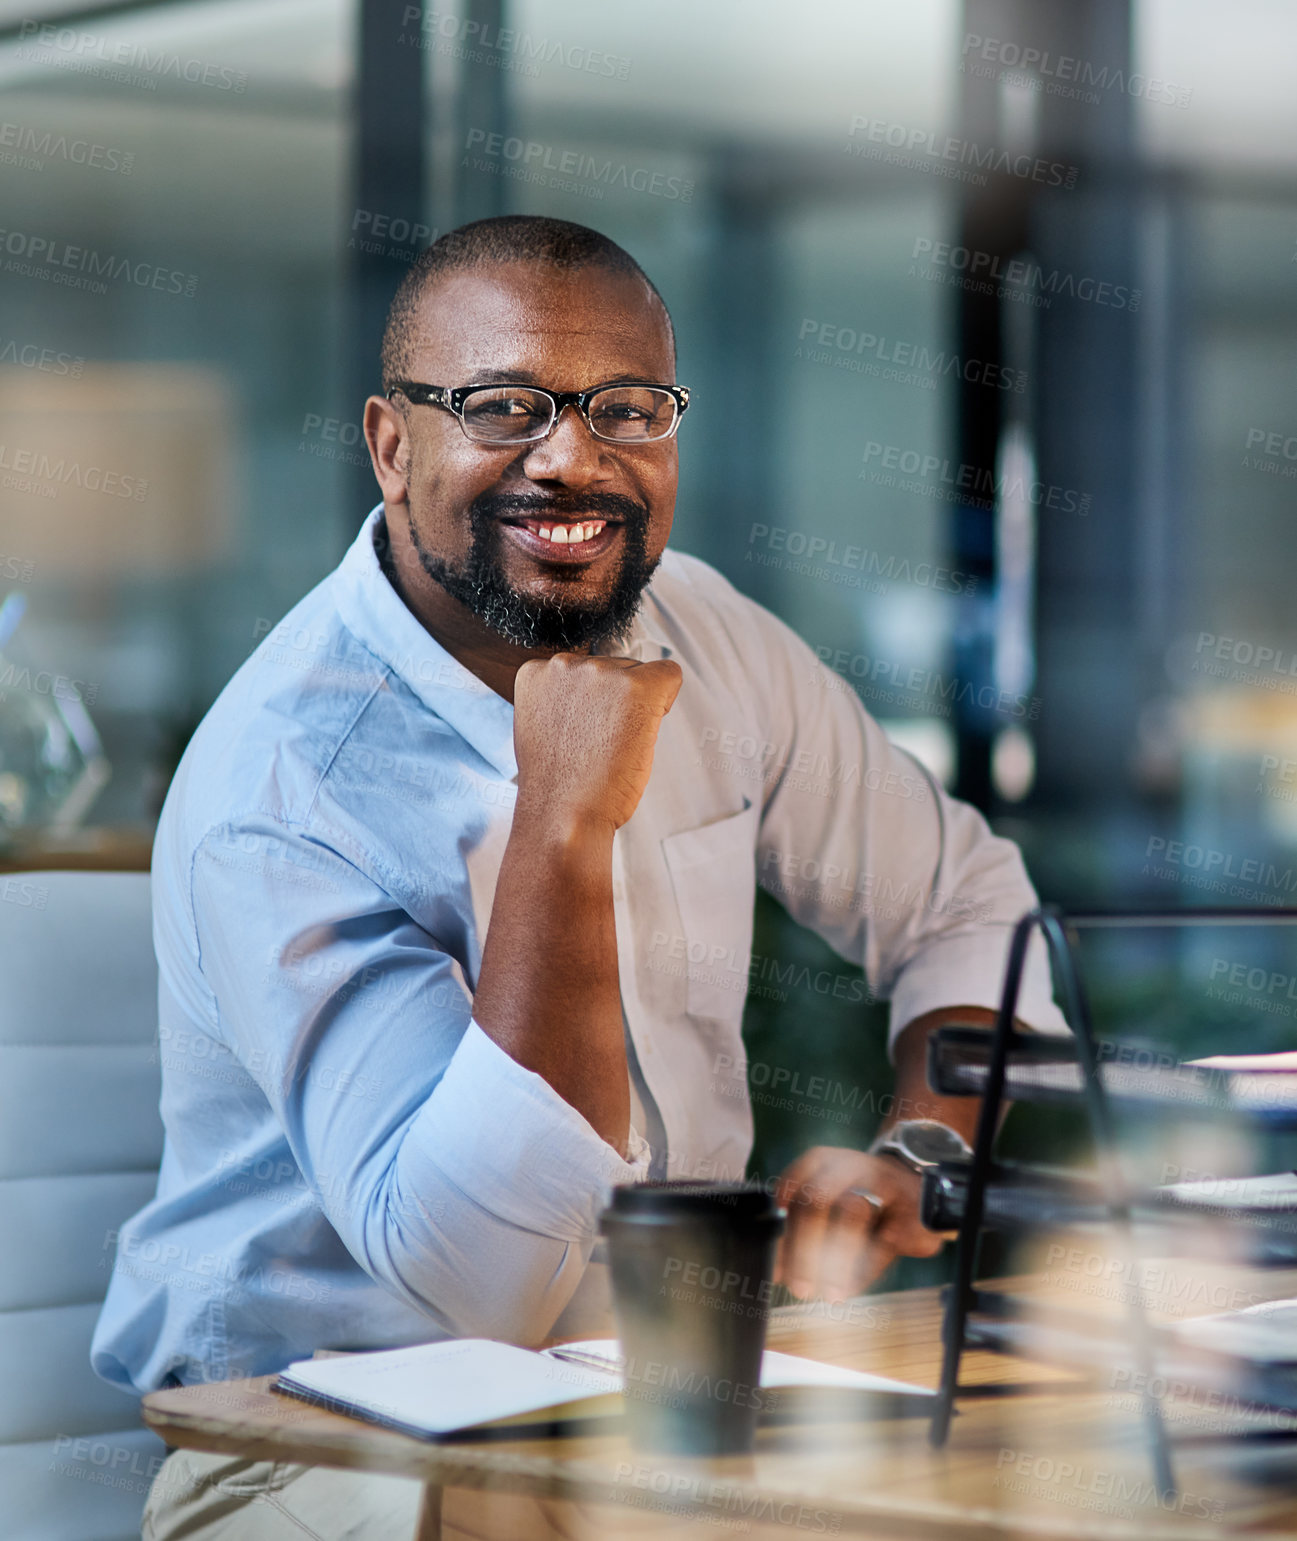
[900,1121,970,1165]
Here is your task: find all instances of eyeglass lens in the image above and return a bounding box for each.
[460,385,677,443]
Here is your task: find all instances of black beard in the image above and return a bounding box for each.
[407,490,660,651]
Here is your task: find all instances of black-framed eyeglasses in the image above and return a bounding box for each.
[386,378,690,445]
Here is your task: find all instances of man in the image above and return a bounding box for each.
[93,216,1063,1536]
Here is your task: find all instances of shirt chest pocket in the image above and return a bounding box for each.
[661,802,760,1024]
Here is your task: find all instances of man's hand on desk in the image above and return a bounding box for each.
[772,1005,1001,1301]
[773,1146,944,1301]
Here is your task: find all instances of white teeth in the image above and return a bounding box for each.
[529,520,606,545]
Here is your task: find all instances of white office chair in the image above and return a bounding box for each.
[0,870,167,1541]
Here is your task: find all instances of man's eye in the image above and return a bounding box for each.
[474,397,543,418]
[594,402,650,421]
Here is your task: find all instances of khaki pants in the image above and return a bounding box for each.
[142,1447,792,1540]
[142,1450,424,1539]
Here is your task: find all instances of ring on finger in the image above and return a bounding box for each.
[847,1187,885,1216]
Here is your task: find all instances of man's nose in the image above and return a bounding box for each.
[520,403,607,484]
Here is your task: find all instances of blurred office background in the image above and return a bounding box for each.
[2,0,1296,1211]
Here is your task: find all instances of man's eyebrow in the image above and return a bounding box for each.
[595,372,667,386]
[454,369,670,388]
[459,368,544,385]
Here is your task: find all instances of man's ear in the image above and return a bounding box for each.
[364,395,410,506]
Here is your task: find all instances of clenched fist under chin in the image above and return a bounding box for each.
[513,652,683,837]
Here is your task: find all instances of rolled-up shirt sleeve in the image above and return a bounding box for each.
[726,602,1068,1049]
[188,819,649,1342]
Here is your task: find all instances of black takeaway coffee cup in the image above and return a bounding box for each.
[599,1182,786,1455]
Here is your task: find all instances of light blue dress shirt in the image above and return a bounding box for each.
[92,507,1064,1393]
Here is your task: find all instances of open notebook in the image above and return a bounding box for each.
[274,1336,934,1441]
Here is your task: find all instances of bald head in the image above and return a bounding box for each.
[380,215,675,393]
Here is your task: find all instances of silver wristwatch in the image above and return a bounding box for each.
[869,1119,973,1174]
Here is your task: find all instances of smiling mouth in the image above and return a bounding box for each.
[512,517,613,547]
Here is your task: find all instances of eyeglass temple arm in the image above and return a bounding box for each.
[386,383,452,407]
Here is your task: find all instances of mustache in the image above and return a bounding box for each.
[469,489,649,527]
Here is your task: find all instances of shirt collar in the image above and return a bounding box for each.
[332,506,673,781]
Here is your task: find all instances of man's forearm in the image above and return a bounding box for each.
[885,1006,1003,1147]
[470,799,630,1153]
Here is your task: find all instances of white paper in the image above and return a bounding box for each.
[1159,1172,1297,1210]
[546,1337,933,1398]
[1175,1298,1297,1363]
[1189,1053,1297,1072]
[1186,1054,1297,1111]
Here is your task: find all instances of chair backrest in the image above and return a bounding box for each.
[0,870,167,1541]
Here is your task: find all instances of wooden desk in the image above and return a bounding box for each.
[0,824,153,872]
[142,1271,1297,1540]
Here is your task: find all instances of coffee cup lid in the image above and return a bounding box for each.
[603,1181,783,1223]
